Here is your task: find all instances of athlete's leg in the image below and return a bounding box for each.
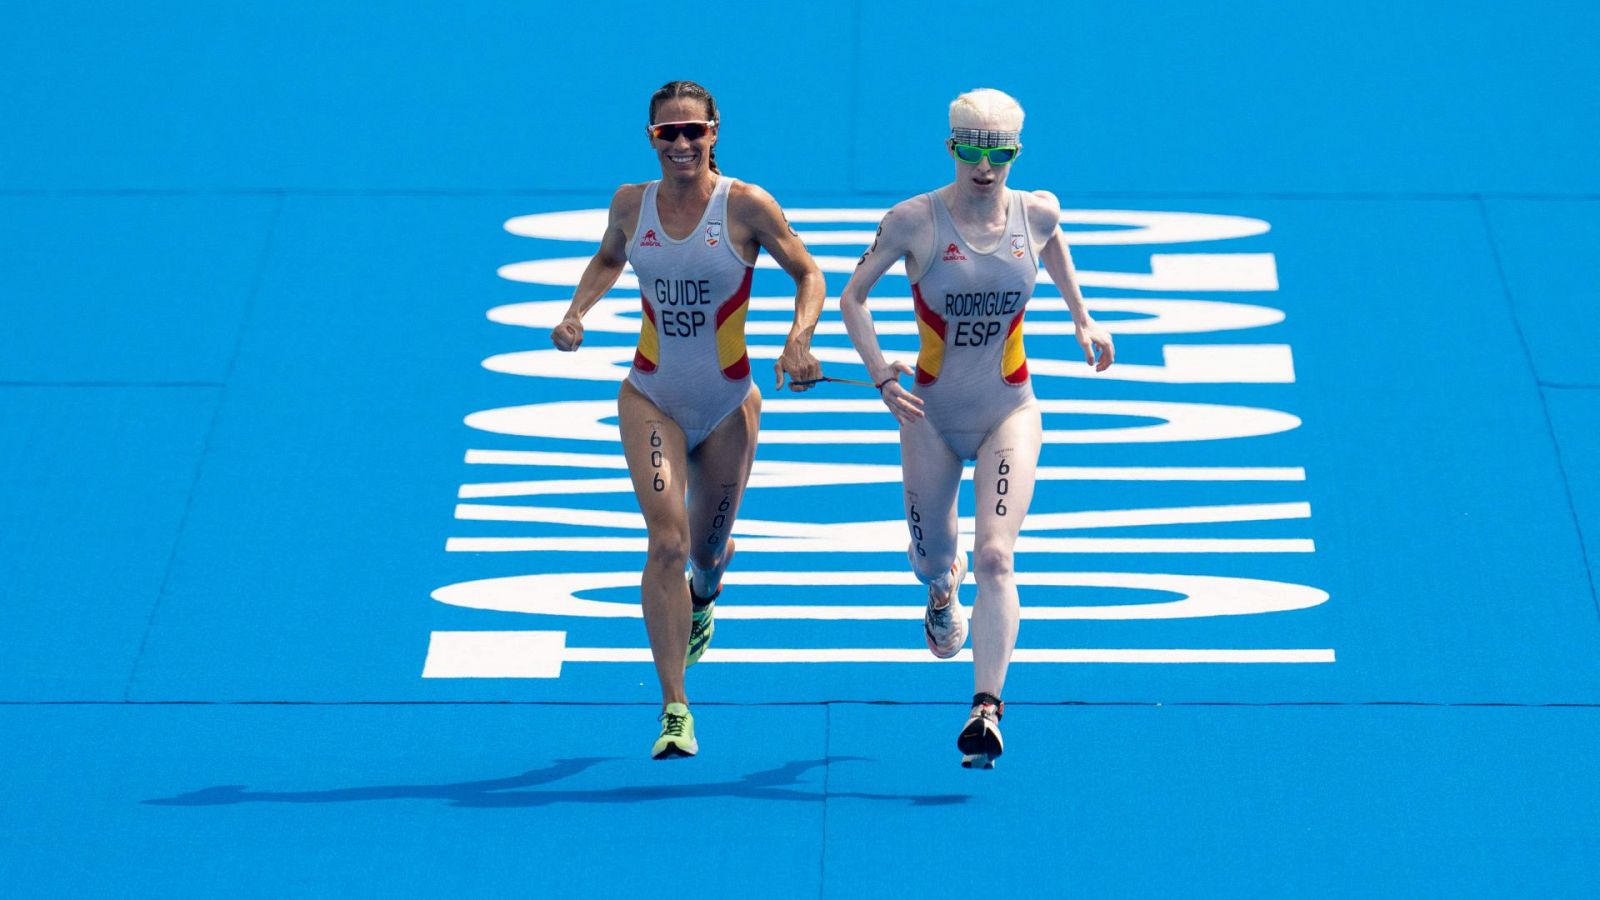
[899,413,965,588]
[618,380,694,706]
[686,385,762,594]
[969,402,1043,697]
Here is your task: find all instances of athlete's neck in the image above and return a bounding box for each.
[943,183,1008,225]
[658,171,717,205]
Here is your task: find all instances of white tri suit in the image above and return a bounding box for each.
[911,188,1039,457]
[902,188,1043,574]
[626,175,756,451]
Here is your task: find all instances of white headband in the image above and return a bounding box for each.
[950,127,1019,146]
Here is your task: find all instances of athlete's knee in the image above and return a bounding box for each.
[908,542,957,584]
[688,538,727,570]
[972,541,1015,581]
[645,527,691,572]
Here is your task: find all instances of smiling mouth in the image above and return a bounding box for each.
[668,153,696,164]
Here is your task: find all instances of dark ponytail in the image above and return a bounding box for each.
[649,80,721,173]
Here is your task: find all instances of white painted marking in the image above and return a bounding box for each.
[497,253,1277,292]
[655,648,1336,663]
[486,296,1287,337]
[453,501,1309,535]
[482,343,1295,385]
[458,463,1305,499]
[444,537,1313,553]
[434,206,1323,683]
[502,208,1270,246]
[465,449,632,468]
[1059,254,1278,291]
[421,630,564,678]
[460,477,640,499]
[1032,345,1295,383]
[430,570,1329,620]
[422,630,1334,678]
[464,398,1303,445]
[462,448,1303,478]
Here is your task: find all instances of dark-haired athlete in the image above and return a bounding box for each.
[552,80,824,759]
[840,88,1114,768]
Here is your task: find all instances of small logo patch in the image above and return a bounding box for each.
[639,228,662,248]
[704,222,722,247]
[942,242,967,262]
[1010,234,1026,259]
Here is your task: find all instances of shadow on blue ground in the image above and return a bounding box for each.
[143,756,970,808]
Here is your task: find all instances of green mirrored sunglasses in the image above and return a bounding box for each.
[952,143,1021,165]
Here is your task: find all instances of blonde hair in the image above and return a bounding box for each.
[948,88,1025,133]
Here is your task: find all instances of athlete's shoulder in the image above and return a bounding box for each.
[890,192,933,217]
[881,193,933,233]
[1025,188,1061,207]
[1023,188,1062,215]
[611,182,650,203]
[1021,188,1062,234]
[609,182,649,215]
[727,178,778,215]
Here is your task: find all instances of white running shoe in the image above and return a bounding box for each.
[923,553,968,659]
[958,693,1004,769]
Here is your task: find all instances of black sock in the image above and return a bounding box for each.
[972,692,1004,716]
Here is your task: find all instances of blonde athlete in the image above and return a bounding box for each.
[552,80,824,759]
[840,88,1113,768]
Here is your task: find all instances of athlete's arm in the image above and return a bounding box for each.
[735,183,824,391]
[1031,190,1113,371]
[839,199,927,424]
[551,185,641,352]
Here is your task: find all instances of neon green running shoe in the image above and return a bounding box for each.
[651,702,698,759]
[686,541,732,669]
[686,578,718,669]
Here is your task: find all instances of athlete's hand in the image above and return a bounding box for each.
[876,360,924,425]
[1076,319,1114,371]
[551,315,585,352]
[775,340,822,392]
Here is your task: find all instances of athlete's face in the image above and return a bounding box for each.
[949,117,1019,194]
[649,97,717,179]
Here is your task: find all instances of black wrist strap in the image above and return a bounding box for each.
[875,376,896,391]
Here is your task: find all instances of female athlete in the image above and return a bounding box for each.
[552,80,824,758]
[839,88,1113,767]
